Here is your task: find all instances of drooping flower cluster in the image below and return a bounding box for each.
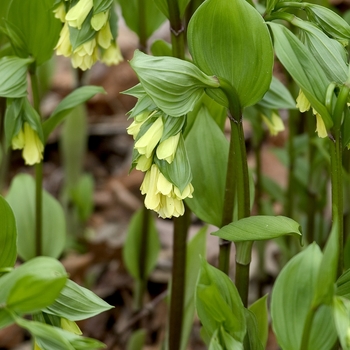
[53,0,123,70]
[127,108,194,219]
[296,89,328,138]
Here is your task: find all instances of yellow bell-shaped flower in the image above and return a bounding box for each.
[55,23,72,57]
[101,43,123,66]
[91,11,109,31]
[65,0,93,29]
[262,112,285,136]
[156,133,180,163]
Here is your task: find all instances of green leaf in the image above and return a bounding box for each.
[180,226,207,350]
[0,56,32,98]
[6,174,66,261]
[126,329,146,350]
[336,268,350,299]
[212,215,302,242]
[68,11,96,51]
[123,209,160,280]
[44,279,113,321]
[150,39,172,57]
[258,76,296,110]
[248,295,269,348]
[129,50,220,117]
[43,86,105,142]
[209,326,244,350]
[244,309,264,350]
[188,0,274,108]
[305,3,350,43]
[185,106,228,227]
[0,196,17,271]
[333,296,350,350]
[119,0,166,39]
[93,0,114,14]
[267,22,332,129]
[0,257,67,315]
[0,308,15,329]
[5,0,61,65]
[15,317,105,350]
[312,222,339,306]
[196,259,246,343]
[271,243,336,350]
[156,134,192,192]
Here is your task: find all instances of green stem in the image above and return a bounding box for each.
[330,85,348,277]
[218,79,251,305]
[168,207,190,350]
[138,0,147,52]
[30,68,43,257]
[0,97,8,192]
[167,0,185,59]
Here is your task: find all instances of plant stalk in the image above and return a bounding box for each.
[167,0,185,59]
[30,68,43,257]
[168,206,190,350]
[299,305,318,350]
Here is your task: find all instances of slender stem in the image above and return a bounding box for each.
[167,0,185,59]
[30,68,43,257]
[138,0,147,52]
[168,207,190,350]
[330,85,349,277]
[0,97,8,192]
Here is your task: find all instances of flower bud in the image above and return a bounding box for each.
[262,112,285,136]
[65,0,93,29]
[296,89,311,113]
[53,2,66,23]
[156,133,180,163]
[91,11,109,31]
[55,23,72,57]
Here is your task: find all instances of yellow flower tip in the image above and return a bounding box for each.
[135,154,153,172]
[142,165,161,210]
[53,2,66,22]
[65,0,93,29]
[55,23,72,57]
[61,318,82,335]
[101,43,124,66]
[262,113,285,136]
[20,123,44,165]
[174,183,194,200]
[97,22,113,49]
[71,39,98,70]
[296,89,311,113]
[135,117,163,158]
[158,196,185,219]
[314,112,328,138]
[11,129,25,150]
[91,11,109,31]
[156,133,180,163]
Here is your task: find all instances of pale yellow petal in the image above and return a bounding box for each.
[156,133,180,163]
[65,0,93,29]
[91,11,109,31]
[315,112,328,138]
[296,89,311,113]
[22,123,44,165]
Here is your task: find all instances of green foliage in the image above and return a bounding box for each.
[6,174,66,261]
[123,209,160,280]
[126,329,146,350]
[0,57,33,98]
[185,107,228,227]
[188,0,274,108]
[129,50,220,117]
[0,196,17,271]
[248,295,269,348]
[44,279,113,321]
[196,259,246,346]
[212,216,302,242]
[43,86,105,142]
[118,0,166,39]
[3,0,61,65]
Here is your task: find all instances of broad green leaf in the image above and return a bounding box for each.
[312,222,338,306]
[336,268,350,299]
[0,56,32,98]
[5,0,61,65]
[248,295,269,348]
[188,0,274,108]
[6,174,66,261]
[44,279,113,321]
[296,17,348,83]
[0,195,17,270]
[129,50,220,117]
[271,243,336,350]
[267,22,332,129]
[126,329,146,350]
[180,226,207,350]
[305,3,350,43]
[258,76,296,110]
[119,0,166,39]
[123,209,160,280]
[154,0,190,18]
[43,86,105,141]
[0,257,67,315]
[93,0,114,14]
[333,296,350,350]
[209,326,244,350]
[185,106,228,227]
[196,259,246,343]
[212,216,302,242]
[15,317,105,350]
[150,39,172,57]
[244,309,264,350]
[0,308,15,329]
